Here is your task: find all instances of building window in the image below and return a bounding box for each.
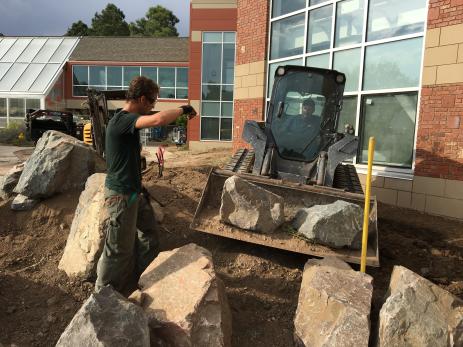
[268,0,427,169]
[0,97,41,128]
[201,32,236,141]
[0,98,6,128]
[72,65,189,99]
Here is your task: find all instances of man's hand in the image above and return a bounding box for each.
[179,105,197,119]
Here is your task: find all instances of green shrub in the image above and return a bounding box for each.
[0,121,29,145]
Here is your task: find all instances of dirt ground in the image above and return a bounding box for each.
[1,147,462,347]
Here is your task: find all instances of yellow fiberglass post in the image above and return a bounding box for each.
[360,136,375,273]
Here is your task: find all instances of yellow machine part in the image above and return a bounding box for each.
[83,123,93,145]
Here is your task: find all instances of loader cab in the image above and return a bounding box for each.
[268,66,345,163]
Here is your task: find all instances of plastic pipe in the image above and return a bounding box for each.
[360,137,375,273]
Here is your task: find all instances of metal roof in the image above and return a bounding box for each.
[69,37,189,62]
[0,37,79,95]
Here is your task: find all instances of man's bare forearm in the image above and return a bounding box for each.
[135,108,183,129]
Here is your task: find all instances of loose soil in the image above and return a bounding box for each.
[0,148,462,346]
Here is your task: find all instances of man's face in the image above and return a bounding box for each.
[140,93,157,114]
[302,103,314,116]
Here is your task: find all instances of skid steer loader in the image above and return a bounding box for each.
[191,66,379,266]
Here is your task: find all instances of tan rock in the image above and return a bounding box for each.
[294,257,373,347]
[58,173,107,279]
[138,243,232,347]
[378,266,463,347]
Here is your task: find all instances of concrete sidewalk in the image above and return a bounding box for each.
[0,145,33,176]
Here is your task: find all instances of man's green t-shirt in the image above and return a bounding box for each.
[105,110,142,194]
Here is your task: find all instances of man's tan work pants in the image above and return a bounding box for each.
[95,187,159,292]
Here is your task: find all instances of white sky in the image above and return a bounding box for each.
[0,0,190,37]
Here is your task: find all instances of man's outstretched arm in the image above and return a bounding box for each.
[135,105,197,129]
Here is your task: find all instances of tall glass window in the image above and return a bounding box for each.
[0,97,41,127]
[72,65,188,99]
[268,0,427,169]
[0,98,6,128]
[201,32,236,141]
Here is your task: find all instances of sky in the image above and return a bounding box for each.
[0,0,190,37]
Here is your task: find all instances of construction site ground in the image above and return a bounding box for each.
[0,146,462,347]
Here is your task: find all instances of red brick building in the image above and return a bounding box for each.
[186,0,463,219]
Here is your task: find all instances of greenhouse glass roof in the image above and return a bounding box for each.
[0,37,79,95]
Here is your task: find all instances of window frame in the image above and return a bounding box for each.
[200,31,236,142]
[71,64,189,100]
[266,0,427,175]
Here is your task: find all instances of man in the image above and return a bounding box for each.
[95,76,196,292]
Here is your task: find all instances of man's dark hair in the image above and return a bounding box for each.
[126,76,159,101]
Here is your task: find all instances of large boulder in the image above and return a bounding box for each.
[378,266,463,347]
[14,130,105,199]
[0,163,24,199]
[292,200,363,249]
[58,173,107,279]
[137,243,232,347]
[56,286,150,347]
[294,257,373,347]
[220,175,284,233]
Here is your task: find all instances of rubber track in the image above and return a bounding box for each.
[333,164,363,194]
[224,148,255,173]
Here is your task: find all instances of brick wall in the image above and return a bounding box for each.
[233,0,269,151]
[416,85,463,180]
[416,2,463,180]
[236,0,269,65]
[233,98,266,152]
[428,0,463,28]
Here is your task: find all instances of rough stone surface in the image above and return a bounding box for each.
[58,173,107,279]
[10,194,38,211]
[378,266,463,347]
[220,175,284,233]
[14,130,105,199]
[56,286,150,347]
[292,200,363,249]
[0,163,24,198]
[294,257,373,347]
[138,243,232,347]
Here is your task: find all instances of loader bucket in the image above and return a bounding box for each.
[191,168,379,267]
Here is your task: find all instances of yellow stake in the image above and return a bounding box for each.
[360,137,375,273]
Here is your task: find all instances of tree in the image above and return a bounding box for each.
[129,5,179,37]
[65,20,90,36]
[90,3,130,36]
[0,33,4,37]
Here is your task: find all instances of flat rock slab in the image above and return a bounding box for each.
[294,257,373,347]
[56,286,150,347]
[220,175,284,233]
[293,200,363,249]
[378,266,463,347]
[14,130,105,199]
[58,173,107,279]
[10,194,38,211]
[138,243,232,347]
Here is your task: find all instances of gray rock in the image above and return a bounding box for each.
[10,194,38,211]
[220,175,284,233]
[0,163,24,198]
[378,266,463,347]
[58,173,107,279]
[294,257,373,347]
[14,130,105,199]
[138,243,232,347]
[56,286,150,347]
[293,200,363,249]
